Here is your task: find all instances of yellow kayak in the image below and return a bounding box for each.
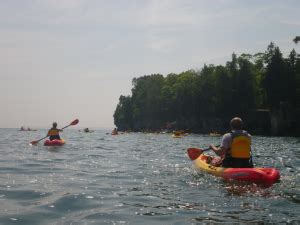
[172,134,182,138]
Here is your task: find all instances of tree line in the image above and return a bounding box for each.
[113,42,300,136]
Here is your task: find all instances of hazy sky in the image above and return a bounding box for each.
[1,0,299,128]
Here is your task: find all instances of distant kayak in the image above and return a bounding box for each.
[172,134,182,138]
[209,132,221,137]
[44,139,66,146]
[187,148,280,187]
[19,130,37,131]
[83,128,94,133]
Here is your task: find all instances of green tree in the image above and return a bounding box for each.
[196,64,217,118]
[263,45,288,108]
[113,42,300,136]
[113,95,133,130]
[173,70,199,119]
[293,36,300,44]
[160,73,178,123]
[236,57,256,114]
[131,74,164,130]
[286,49,298,107]
[252,52,267,108]
[214,66,233,117]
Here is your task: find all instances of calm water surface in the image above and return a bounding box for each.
[0,129,299,224]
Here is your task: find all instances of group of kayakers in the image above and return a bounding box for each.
[20,126,36,131]
[45,117,252,168]
[46,123,119,139]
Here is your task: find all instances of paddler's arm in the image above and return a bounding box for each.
[210,133,231,157]
[209,144,226,157]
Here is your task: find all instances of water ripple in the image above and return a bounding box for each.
[0,129,299,224]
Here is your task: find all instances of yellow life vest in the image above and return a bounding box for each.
[48,128,59,136]
[230,133,251,159]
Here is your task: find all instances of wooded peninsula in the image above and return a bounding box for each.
[113,42,300,136]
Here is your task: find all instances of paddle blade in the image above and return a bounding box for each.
[70,119,79,126]
[187,148,202,160]
[30,140,39,145]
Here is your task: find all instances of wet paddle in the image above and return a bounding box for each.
[187,145,220,160]
[187,147,209,160]
[30,119,79,145]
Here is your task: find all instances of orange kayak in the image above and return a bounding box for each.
[44,139,66,146]
[187,148,280,187]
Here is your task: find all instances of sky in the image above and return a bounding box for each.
[0,0,299,129]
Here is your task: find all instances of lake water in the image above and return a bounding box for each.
[0,129,299,224]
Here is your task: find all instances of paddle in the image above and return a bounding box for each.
[30,119,79,145]
[187,145,220,160]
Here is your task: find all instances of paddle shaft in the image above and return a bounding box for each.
[204,145,220,152]
[33,135,49,143]
[201,147,211,152]
[61,124,72,130]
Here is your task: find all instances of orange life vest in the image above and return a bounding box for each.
[230,132,251,159]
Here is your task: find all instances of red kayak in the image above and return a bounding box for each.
[187,148,280,187]
[44,139,66,146]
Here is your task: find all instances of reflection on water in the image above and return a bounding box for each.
[0,129,299,224]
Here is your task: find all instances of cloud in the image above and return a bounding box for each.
[0,0,203,30]
[145,36,177,53]
[138,0,199,27]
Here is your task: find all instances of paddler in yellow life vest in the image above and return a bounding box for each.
[209,117,253,168]
[47,122,63,141]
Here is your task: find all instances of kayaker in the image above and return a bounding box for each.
[47,122,63,141]
[111,128,118,135]
[84,128,90,133]
[174,130,181,137]
[209,117,253,168]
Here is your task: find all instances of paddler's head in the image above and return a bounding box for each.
[230,117,243,130]
[52,122,57,128]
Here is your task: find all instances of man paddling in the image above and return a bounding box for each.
[111,128,118,135]
[209,117,253,168]
[47,122,63,141]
